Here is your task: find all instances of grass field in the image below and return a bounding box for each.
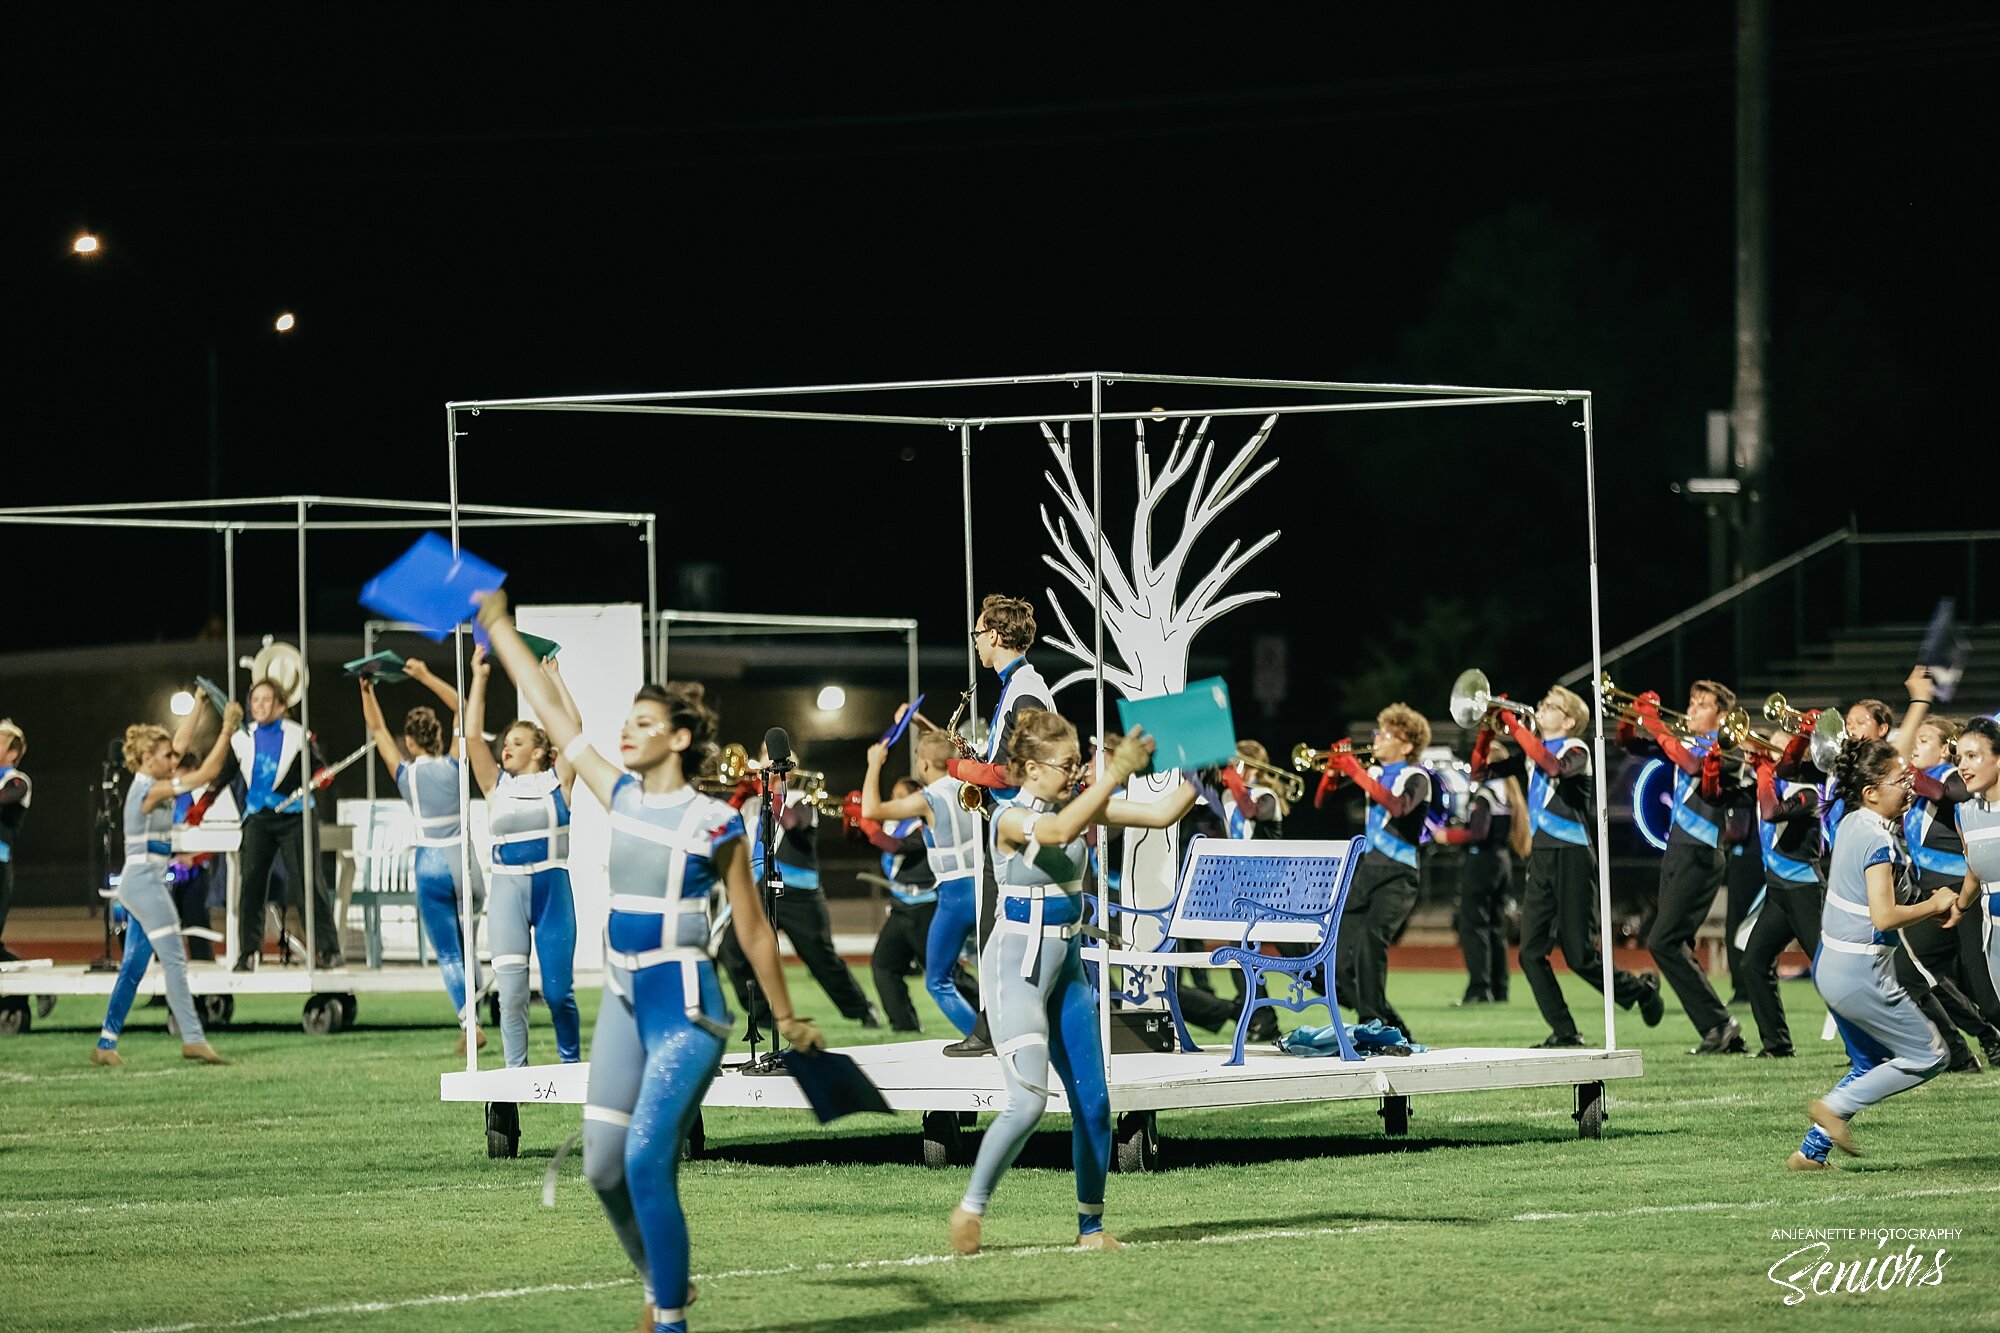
[4,966,1998,1332]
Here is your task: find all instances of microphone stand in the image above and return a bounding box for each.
[738,764,791,1075]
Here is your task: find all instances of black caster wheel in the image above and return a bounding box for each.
[680,1110,707,1162]
[0,995,30,1036]
[1380,1095,1411,1137]
[1114,1110,1159,1173]
[199,994,234,1028]
[486,1102,521,1159]
[920,1109,962,1169]
[336,995,358,1031]
[302,993,341,1035]
[1575,1081,1607,1139]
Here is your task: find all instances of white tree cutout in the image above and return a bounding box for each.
[1037,413,1281,1012]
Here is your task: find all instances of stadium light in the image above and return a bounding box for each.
[169,691,196,717]
[816,685,846,712]
[275,312,296,333]
[73,233,101,255]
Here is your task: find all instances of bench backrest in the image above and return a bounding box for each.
[1168,836,1363,944]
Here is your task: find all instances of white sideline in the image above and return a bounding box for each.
[112,1183,2000,1333]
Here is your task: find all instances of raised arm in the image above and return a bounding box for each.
[477,591,622,810]
[541,658,582,795]
[170,690,203,760]
[359,679,404,780]
[1102,779,1200,831]
[1331,750,1429,816]
[1003,730,1154,850]
[1892,665,1934,762]
[860,742,930,822]
[717,835,824,1052]
[146,703,242,812]
[404,658,461,715]
[461,647,500,797]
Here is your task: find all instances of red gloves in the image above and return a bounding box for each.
[1634,690,1662,715]
[1798,709,1821,737]
[728,778,761,809]
[1332,748,1367,782]
[1218,764,1258,817]
[1699,747,1724,802]
[1752,754,1779,821]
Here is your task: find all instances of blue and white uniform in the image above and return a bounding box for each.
[583,778,744,1333]
[97,771,206,1050]
[395,755,483,1019]
[1797,808,1949,1162]
[487,768,580,1066]
[959,792,1111,1238]
[0,762,30,960]
[919,775,980,1036]
[1957,792,2000,1007]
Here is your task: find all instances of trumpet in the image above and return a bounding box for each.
[1219,753,1306,805]
[1762,691,1816,734]
[1449,667,1538,734]
[1716,709,1788,759]
[1292,741,1375,772]
[1598,672,1697,731]
[696,742,755,795]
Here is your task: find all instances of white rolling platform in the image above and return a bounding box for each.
[440,1039,1644,1167]
[0,959,603,1035]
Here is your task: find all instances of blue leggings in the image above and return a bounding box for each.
[1798,945,1948,1160]
[488,866,581,1065]
[583,955,727,1333]
[925,878,979,1036]
[100,863,204,1047]
[960,925,1110,1236]
[415,848,481,1018]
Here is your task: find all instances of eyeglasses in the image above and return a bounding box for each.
[969,626,993,642]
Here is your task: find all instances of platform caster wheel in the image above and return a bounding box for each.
[336,995,357,1031]
[36,995,57,1020]
[302,993,342,1035]
[679,1110,707,1162]
[486,1102,521,1159]
[0,995,30,1036]
[1114,1110,1159,1174]
[920,1109,963,1169]
[1380,1095,1411,1137]
[1574,1081,1606,1140]
[199,994,235,1028]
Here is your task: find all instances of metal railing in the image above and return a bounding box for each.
[1559,526,2000,691]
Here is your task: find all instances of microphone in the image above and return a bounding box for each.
[763,727,795,774]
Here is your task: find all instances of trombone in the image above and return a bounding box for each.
[1762,691,1814,734]
[1598,671,1697,731]
[1716,709,1789,760]
[1222,753,1306,805]
[1760,692,1846,770]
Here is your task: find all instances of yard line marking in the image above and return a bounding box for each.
[112,1225,1406,1332]
[0,1068,188,1084]
[1,1180,520,1222]
[106,1183,2000,1332]
[1510,1181,2000,1222]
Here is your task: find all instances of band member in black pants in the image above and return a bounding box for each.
[943,593,1052,1057]
[1738,750,1823,1057]
[231,679,340,970]
[1474,685,1662,1046]
[0,719,29,962]
[1437,774,1517,1006]
[1619,679,1742,1053]
[1324,703,1434,1042]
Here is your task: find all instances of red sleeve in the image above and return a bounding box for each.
[1467,727,1494,777]
[1698,749,1724,802]
[858,818,899,854]
[0,776,25,808]
[1909,769,1969,804]
[1437,797,1491,845]
[1755,763,1779,822]
[947,758,1010,788]
[1218,764,1258,817]
[1771,729,1811,780]
[1340,757,1421,815]
[1502,714,1564,777]
[1640,714,1701,775]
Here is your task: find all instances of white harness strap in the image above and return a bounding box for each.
[609,894,710,917]
[583,1105,632,1128]
[995,1032,1050,1099]
[999,878,1084,978]
[601,935,731,1039]
[493,952,530,971]
[1820,935,1892,957]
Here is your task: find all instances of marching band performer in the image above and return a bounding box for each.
[1321,703,1435,1043]
[92,701,241,1066]
[232,678,341,970]
[478,590,824,1333]
[949,713,1195,1257]
[1896,672,2000,1064]
[454,647,583,1071]
[1791,738,1955,1168]
[1948,716,2000,1002]
[1472,686,1662,1045]
[944,593,1054,1058]
[860,729,980,1037]
[360,669,484,1048]
[1737,749,1823,1058]
[0,719,29,962]
[1617,679,1743,1053]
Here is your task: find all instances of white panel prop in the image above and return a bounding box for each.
[514,603,645,971]
[1036,416,1281,1009]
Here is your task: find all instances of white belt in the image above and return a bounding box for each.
[1001,880,1083,978]
[493,826,565,845]
[600,935,731,1039]
[609,893,710,916]
[413,834,464,849]
[1821,935,1893,957]
[1824,893,1872,918]
[493,857,566,876]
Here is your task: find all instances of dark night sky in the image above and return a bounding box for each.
[5,8,1997,728]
